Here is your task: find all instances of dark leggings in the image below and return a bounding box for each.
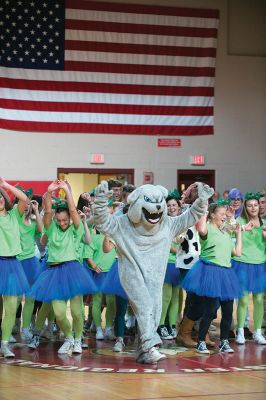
[114,296,128,338]
[186,294,233,341]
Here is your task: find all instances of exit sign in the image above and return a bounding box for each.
[90,153,105,164]
[190,155,205,165]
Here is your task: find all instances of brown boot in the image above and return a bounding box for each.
[205,333,215,347]
[176,317,197,348]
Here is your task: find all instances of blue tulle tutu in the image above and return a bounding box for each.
[28,260,98,303]
[0,257,30,295]
[182,259,242,300]
[231,260,266,293]
[100,261,128,299]
[20,256,42,286]
[164,262,182,286]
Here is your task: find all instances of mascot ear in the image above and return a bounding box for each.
[127,187,143,205]
[156,185,168,199]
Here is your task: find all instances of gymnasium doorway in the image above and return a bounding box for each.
[57,168,134,204]
[177,170,215,193]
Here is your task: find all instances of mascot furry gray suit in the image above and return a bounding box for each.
[93,181,213,364]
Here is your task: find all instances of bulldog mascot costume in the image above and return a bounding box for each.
[93,181,213,364]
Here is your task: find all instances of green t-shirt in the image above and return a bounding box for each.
[86,233,116,272]
[232,217,266,264]
[200,223,233,268]
[44,220,84,263]
[0,207,22,256]
[168,241,177,264]
[17,218,40,260]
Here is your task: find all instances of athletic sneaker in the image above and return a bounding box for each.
[73,339,82,354]
[104,327,116,340]
[57,337,74,354]
[1,341,15,358]
[96,327,104,340]
[8,335,17,343]
[169,326,177,339]
[21,327,33,343]
[235,328,245,345]
[253,330,266,345]
[196,341,210,354]
[157,325,173,340]
[219,339,234,353]
[137,347,166,364]
[28,334,40,349]
[113,337,125,352]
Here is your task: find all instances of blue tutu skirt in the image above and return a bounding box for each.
[164,262,182,286]
[0,257,30,296]
[28,260,98,303]
[182,259,242,301]
[231,260,266,293]
[20,256,42,286]
[100,261,128,299]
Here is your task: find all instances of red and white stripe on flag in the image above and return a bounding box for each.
[0,0,219,135]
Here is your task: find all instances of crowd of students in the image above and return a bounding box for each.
[0,177,265,362]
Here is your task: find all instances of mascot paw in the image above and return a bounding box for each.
[95,181,113,198]
[197,182,214,201]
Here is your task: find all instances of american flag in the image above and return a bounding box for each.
[0,0,219,135]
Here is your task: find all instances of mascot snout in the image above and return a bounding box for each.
[127,184,168,226]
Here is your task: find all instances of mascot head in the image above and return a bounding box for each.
[127,184,168,228]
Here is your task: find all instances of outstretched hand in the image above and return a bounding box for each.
[196,182,214,201]
[95,181,113,198]
[48,180,60,193]
[0,177,7,188]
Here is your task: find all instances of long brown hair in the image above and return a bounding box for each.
[0,188,12,211]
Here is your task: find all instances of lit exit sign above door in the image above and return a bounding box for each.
[190,155,205,165]
[90,153,105,164]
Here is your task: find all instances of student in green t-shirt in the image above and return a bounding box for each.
[182,201,242,354]
[28,180,97,355]
[232,193,266,345]
[0,179,29,358]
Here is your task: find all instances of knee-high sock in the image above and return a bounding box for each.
[237,292,249,328]
[160,284,172,325]
[52,300,72,338]
[92,292,103,327]
[70,296,83,339]
[34,302,52,332]
[105,294,116,327]
[168,286,180,326]
[253,293,264,330]
[2,296,18,341]
[22,297,35,328]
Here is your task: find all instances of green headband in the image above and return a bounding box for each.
[215,198,231,206]
[15,185,33,197]
[244,192,262,201]
[168,189,180,200]
[52,197,68,210]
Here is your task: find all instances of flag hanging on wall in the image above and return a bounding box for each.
[0,0,219,135]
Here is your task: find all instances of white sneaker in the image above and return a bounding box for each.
[73,339,82,354]
[253,329,266,345]
[8,335,17,344]
[196,341,210,354]
[21,327,33,343]
[113,337,125,352]
[137,347,166,364]
[104,327,116,340]
[125,315,136,329]
[57,337,74,354]
[1,341,15,358]
[28,334,40,349]
[236,328,245,345]
[96,327,104,340]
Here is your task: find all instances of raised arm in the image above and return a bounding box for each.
[31,200,43,233]
[43,180,59,229]
[92,181,119,236]
[78,210,91,244]
[0,178,28,215]
[58,180,80,229]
